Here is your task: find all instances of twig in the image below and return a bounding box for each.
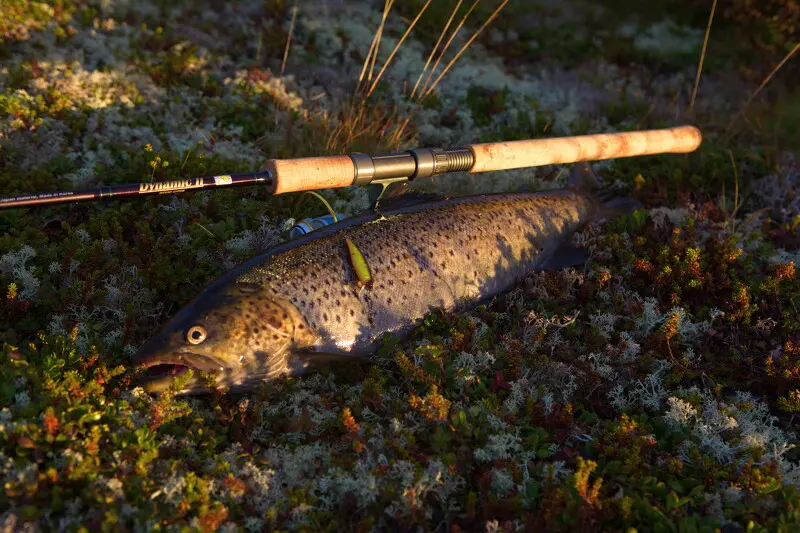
[280,2,299,77]
[726,42,800,139]
[689,0,717,112]
[194,223,215,238]
[727,149,740,233]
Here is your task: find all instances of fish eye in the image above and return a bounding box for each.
[186,325,207,344]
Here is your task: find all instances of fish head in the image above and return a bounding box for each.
[133,281,300,395]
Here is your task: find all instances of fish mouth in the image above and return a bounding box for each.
[134,352,230,395]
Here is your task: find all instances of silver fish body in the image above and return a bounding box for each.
[134,165,640,394]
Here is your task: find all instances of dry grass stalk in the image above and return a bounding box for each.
[726,42,800,139]
[358,0,395,90]
[418,0,509,103]
[280,2,299,77]
[325,99,414,155]
[417,0,482,103]
[367,0,433,97]
[689,0,718,112]
[410,0,464,100]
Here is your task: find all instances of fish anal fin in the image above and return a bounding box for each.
[539,241,590,270]
[295,350,374,366]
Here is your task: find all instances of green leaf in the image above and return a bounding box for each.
[78,412,102,425]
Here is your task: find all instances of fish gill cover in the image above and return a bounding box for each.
[1,0,800,531]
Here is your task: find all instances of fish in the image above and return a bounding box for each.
[133,164,642,395]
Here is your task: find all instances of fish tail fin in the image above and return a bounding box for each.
[597,195,645,219]
[568,163,644,220]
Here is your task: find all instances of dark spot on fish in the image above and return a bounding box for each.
[441,262,446,270]
[388,279,393,286]
[273,334,280,340]
[283,312,288,319]
[449,250,455,257]
[298,324,305,330]
[323,313,328,321]
[336,315,341,323]
[303,288,309,296]
[428,251,433,258]
[378,283,385,290]
[323,290,329,299]
[350,309,355,317]
[309,301,315,309]
[311,286,317,293]
[408,270,413,277]
[335,299,341,305]
[254,328,260,334]
[387,297,392,304]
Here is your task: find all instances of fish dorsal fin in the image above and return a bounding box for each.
[567,163,603,192]
[369,181,447,212]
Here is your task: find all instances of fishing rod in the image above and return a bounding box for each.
[0,125,702,210]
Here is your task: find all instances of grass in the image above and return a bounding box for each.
[1,0,800,531]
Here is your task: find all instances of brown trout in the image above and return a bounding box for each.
[134,164,641,394]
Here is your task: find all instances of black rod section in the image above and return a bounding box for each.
[0,171,273,210]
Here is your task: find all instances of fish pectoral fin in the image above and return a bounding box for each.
[295,350,375,366]
[539,242,590,270]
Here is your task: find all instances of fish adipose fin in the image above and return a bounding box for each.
[568,163,644,220]
[538,242,589,270]
[567,162,604,192]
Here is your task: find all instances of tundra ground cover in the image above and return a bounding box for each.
[1,0,800,531]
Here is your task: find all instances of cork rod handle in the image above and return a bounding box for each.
[267,155,356,195]
[467,125,702,173]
